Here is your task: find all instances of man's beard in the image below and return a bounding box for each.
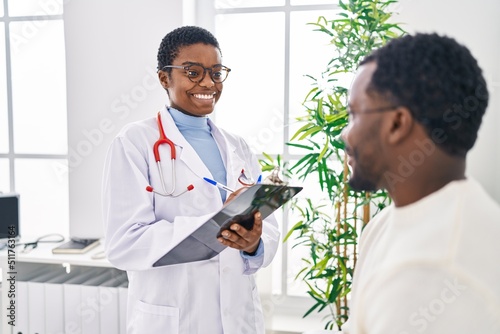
[348,169,379,192]
[346,147,380,192]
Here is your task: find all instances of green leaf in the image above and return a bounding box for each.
[317,138,330,161]
[303,301,323,318]
[283,221,304,242]
[298,126,323,140]
[291,122,316,141]
[286,142,315,151]
[262,152,274,162]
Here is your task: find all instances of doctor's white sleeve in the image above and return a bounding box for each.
[239,213,280,275]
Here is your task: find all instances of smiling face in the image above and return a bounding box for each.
[159,43,223,117]
[342,62,390,192]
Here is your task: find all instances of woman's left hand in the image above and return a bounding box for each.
[217,211,262,254]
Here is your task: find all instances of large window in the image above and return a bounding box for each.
[199,0,337,314]
[0,0,68,239]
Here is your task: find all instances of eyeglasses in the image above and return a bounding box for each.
[161,62,231,83]
[347,105,399,120]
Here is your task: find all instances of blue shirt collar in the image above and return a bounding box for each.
[168,107,209,129]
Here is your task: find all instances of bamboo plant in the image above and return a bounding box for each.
[262,0,406,330]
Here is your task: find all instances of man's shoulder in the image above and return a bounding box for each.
[360,205,393,236]
[463,177,500,214]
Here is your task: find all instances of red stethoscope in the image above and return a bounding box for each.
[145,111,256,197]
[146,112,194,197]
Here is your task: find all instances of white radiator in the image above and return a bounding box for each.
[13,266,128,334]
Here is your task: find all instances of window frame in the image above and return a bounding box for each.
[194,0,337,328]
[0,1,68,235]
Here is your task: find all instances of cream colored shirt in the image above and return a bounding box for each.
[342,178,500,334]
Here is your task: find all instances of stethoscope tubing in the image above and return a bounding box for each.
[146,111,194,197]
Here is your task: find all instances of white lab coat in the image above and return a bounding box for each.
[102,107,280,334]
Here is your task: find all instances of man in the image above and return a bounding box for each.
[341,33,500,333]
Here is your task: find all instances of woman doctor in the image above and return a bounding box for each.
[102,26,280,334]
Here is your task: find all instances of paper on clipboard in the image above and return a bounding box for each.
[153,184,302,267]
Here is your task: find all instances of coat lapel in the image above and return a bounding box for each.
[208,118,247,191]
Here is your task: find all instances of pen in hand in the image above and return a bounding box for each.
[203,177,235,193]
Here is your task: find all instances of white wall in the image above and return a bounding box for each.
[64,0,184,238]
[396,0,500,203]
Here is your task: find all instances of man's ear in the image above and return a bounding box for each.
[158,71,169,90]
[386,106,414,145]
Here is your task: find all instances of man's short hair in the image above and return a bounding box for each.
[361,33,489,157]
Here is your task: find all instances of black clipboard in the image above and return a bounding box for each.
[213,184,303,237]
[153,184,302,267]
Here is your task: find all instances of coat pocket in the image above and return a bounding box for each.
[131,300,179,334]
